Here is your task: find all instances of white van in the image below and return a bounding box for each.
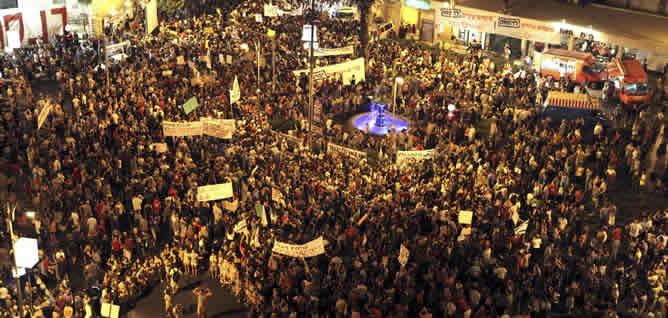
[335,7,358,21]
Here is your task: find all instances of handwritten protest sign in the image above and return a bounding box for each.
[222,199,238,212]
[272,237,325,258]
[197,183,234,202]
[182,97,199,115]
[162,121,203,137]
[458,210,473,225]
[327,143,367,159]
[202,118,235,139]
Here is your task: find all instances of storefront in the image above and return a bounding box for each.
[434,4,495,49]
[400,0,438,42]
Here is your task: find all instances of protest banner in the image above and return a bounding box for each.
[162,121,203,137]
[37,103,53,130]
[255,14,263,23]
[202,118,235,139]
[458,210,473,225]
[162,70,173,76]
[313,46,354,57]
[272,237,325,258]
[293,58,365,85]
[396,149,436,167]
[327,143,367,159]
[264,4,303,17]
[222,199,238,212]
[398,244,409,266]
[196,182,234,202]
[233,220,247,233]
[177,56,185,65]
[182,97,199,115]
[150,143,168,153]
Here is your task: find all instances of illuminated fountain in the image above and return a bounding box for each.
[350,98,409,135]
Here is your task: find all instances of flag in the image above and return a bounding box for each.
[230,75,240,104]
[182,97,199,115]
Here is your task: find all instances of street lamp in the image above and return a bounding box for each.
[392,77,404,131]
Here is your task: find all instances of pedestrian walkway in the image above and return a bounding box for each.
[126,274,246,318]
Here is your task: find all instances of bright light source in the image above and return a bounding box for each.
[447,111,455,120]
[443,2,450,8]
[65,24,71,32]
[25,211,35,218]
[396,77,404,85]
[448,104,456,112]
[111,6,116,16]
[14,237,39,269]
[240,43,249,50]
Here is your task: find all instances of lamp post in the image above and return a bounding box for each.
[6,204,36,317]
[392,77,404,131]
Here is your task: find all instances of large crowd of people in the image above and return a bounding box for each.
[0,0,667,318]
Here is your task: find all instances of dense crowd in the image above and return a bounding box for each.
[0,0,667,318]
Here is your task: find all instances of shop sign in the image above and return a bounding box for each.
[439,8,462,18]
[497,17,520,28]
[405,0,431,10]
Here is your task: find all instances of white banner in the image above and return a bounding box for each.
[293,58,365,85]
[37,103,53,130]
[264,4,303,17]
[327,143,367,159]
[396,149,435,166]
[202,118,235,139]
[162,121,203,137]
[272,236,325,258]
[436,6,496,33]
[493,14,560,44]
[197,183,234,202]
[313,46,355,57]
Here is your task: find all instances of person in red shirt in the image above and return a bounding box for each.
[611,227,622,260]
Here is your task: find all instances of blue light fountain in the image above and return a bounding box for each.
[351,99,409,135]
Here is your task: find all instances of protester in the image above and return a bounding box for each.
[0,0,666,318]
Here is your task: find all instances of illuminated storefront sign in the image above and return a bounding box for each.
[405,0,431,10]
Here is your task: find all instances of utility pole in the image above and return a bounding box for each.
[6,203,23,317]
[272,37,276,93]
[307,0,315,150]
